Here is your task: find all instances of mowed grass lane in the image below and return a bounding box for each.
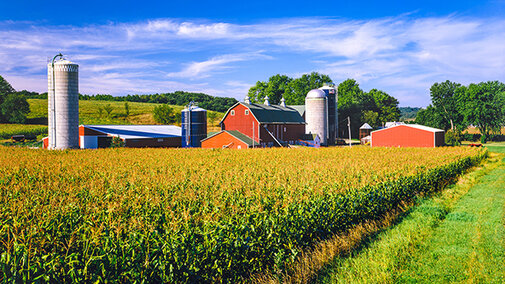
[316,149,505,283]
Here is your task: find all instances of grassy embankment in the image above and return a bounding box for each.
[315,145,505,283]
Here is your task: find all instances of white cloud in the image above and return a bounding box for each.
[166,52,271,79]
[0,16,504,106]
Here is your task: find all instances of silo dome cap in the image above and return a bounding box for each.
[52,59,77,65]
[306,89,326,98]
[183,106,206,112]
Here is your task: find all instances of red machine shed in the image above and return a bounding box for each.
[371,124,445,147]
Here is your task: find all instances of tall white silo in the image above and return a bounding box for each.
[305,89,328,145]
[47,55,79,149]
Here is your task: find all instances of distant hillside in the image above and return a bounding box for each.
[400,107,422,121]
[27,99,224,128]
[27,91,238,113]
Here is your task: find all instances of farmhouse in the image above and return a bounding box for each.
[202,97,305,148]
[78,125,181,148]
[371,124,445,147]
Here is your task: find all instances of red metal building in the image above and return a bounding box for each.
[371,124,445,147]
[203,101,305,148]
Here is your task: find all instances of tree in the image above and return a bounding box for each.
[103,104,113,117]
[415,105,448,129]
[337,79,364,138]
[248,75,292,104]
[124,102,130,117]
[0,93,30,123]
[248,72,333,105]
[0,75,15,94]
[153,104,179,124]
[459,81,505,140]
[361,110,379,127]
[284,72,332,105]
[368,89,400,126]
[430,80,463,131]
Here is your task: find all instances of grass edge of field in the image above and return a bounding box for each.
[250,150,492,284]
[312,151,503,284]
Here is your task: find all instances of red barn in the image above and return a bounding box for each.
[203,101,305,148]
[371,124,445,147]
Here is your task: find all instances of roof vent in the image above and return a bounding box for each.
[244,95,250,104]
[264,96,270,106]
[280,97,286,107]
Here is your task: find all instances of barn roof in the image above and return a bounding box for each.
[221,102,305,124]
[287,105,305,117]
[371,124,444,134]
[81,125,181,139]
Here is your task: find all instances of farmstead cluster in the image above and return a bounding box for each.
[44,56,444,150]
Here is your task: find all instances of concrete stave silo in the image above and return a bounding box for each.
[47,56,79,149]
[305,89,328,145]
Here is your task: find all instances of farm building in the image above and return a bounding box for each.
[371,124,445,147]
[78,125,181,148]
[201,130,254,149]
[205,97,305,148]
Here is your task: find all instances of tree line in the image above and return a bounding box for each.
[248,72,401,138]
[415,80,505,143]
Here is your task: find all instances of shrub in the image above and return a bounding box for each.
[110,136,125,148]
[445,130,461,146]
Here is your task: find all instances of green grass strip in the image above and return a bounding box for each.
[316,153,505,283]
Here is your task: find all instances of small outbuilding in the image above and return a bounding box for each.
[359,123,373,140]
[371,124,445,147]
[201,130,255,149]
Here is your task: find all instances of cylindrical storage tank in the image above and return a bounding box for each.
[319,85,338,145]
[181,106,207,147]
[47,58,79,149]
[305,89,328,145]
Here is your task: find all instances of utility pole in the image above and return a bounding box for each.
[347,116,352,147]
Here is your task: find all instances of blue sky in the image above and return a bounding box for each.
[1,0,504,106]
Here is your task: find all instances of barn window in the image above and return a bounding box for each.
[245,110,249,115]
[157,138,163,142]
[231,110,235,116]
[284,127,287,132]
[238,145,242,149]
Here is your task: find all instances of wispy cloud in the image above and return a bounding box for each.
[0,15,504,105]
[166,52,271,79]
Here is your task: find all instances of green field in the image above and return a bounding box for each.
[27,98,183,125]
[24,99,223,128]
[316,147,505,283]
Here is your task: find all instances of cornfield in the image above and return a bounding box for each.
[0,146,485,282]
